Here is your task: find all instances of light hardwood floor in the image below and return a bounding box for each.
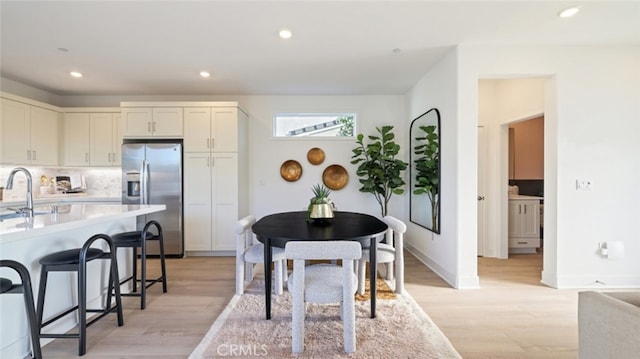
[40,251,579,358]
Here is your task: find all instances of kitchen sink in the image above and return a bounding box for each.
[0,211,48,221]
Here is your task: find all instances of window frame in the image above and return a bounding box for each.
[272,112,358,140]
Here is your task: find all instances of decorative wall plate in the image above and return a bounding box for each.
[307,147,325,165]
[280,160,303,182]
[322,164,348,190]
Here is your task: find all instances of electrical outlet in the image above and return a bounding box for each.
[576,179,592,190]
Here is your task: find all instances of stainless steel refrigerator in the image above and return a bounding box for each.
[122,140,183,257]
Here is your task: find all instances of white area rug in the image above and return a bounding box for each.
[190,280,461,358]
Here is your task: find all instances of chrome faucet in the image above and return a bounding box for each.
[5,167,34,217]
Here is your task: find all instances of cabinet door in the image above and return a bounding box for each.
[29,106,58,165]
[152,108,183,137]
[111,114,122,166]
[90,113,115,166]
[520,201,540,238]
[122,108,153,137]
[1,98,30,164]
[183,107,211,152]
[212,153,238,250]
[212,108,238,152]
[64,113,91,166]
[508,201,521,238]
[184,153,213,251]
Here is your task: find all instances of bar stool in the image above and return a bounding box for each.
[108,220,167,310]
[0,260,42,359]
[36,234,123,356]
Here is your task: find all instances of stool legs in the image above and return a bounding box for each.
[37,234,123,356]
[109,220,168,310]
[1,260,41,359]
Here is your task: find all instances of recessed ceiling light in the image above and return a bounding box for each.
[558,6,580,18]
[70,71,83,78]
[200,71,211,78]
[392,48,401,54]
[279,29,292,39]
[57,47,69,52]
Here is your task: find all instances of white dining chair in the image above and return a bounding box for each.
[235,215,286,295]
[286,240,361,354]
[357,215,406,295]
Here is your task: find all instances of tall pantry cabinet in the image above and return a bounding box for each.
[183,104,248,253]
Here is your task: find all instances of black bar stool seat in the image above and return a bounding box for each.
[39,248,104,265]
[108,220,167,310]
[36,234,124,356]
[0,277,13,292]
[1,260,42,359]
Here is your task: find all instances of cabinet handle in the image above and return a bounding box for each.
[211,157,214,167]
[517,241,527,245]
[207,138,210,148]
[86,153,89,163]
[152,122,156,132]
[148,122,151,132]
[211,138,214,148]
[524,205,526,214]
[108,153,112,162]
[27,150,31,161]
[519,205,522,214]
[32,150,36,160]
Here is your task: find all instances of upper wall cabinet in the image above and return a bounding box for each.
[184,107,239,152]
[121,107,183,138]
[1,98,59,166]
[63,111,121,166]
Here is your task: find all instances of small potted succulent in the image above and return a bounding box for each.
[307,183,335,221]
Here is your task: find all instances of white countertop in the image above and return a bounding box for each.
[1,193,121,208]
[509,195,543,200]
[0,203,165,244]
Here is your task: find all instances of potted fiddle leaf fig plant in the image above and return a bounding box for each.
[351,125,408,217]
[307,183,335,221]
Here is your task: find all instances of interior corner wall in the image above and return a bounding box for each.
[460,44,640,289]
[405,47,478,289]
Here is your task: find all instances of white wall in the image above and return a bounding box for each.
[238,95,406,219]
[460,45,640,288]
[406,48,478,288]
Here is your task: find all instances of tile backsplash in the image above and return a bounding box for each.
[0,166,121,199]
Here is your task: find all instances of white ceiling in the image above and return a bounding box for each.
[1,1,638,96]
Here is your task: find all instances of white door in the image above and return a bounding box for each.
[477,126,486,256]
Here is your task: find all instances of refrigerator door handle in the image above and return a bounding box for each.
[141,160,150,205]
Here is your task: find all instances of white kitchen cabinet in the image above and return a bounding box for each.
[63,113,90,166]
[91,113,121,166]
[182,102,247,253]
[184,107,238,152]
[121,107,183,138]
[184,152,238,251]
[1,98,58,165]
[63,112,121,166]
[508,198,541,253]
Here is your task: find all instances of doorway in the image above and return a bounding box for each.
[476,77,554,285]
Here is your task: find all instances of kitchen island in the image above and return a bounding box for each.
[0,203,166,358]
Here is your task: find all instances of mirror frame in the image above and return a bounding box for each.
[409,108,441,234]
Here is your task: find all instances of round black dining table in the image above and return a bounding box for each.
[252,211,388,320]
